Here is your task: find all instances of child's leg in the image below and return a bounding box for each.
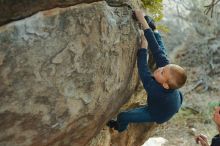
[116,106,154,132]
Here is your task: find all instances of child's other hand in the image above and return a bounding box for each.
[195,134,209,146]
[134,10,145,24]
[134,10,149,30]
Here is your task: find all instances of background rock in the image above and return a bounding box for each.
[0,1,143,146]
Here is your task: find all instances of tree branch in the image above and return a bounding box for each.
[204,0,220,17]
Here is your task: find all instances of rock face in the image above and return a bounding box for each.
[87,85,157,146]
[88,123,157,146]
[0,0,102,26]
[0,1,140,146]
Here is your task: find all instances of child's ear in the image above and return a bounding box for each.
[163,83,170,89]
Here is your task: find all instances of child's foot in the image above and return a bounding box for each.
[144,15,156,31]
[107,120,126,132]
[106,120,118,129]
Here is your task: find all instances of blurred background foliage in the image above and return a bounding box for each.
[141,0,164,21]
[141,0,169,33]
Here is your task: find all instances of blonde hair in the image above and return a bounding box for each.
[168,65,187,89]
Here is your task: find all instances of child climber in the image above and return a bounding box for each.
[107,10,187,132]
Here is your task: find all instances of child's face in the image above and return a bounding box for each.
[213,106,220,126]
[153,64,184,89]
[153,64,171,88]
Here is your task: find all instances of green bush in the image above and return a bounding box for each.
[141,0,164,21]
[141,0,169,32]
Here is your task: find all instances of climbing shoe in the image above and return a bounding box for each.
[106,120,118,129]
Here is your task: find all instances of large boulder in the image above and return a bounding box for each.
[0,1,140,146]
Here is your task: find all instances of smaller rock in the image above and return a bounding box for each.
[142,137,168,146]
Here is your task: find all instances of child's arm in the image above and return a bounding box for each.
[154,31,168,57]
[137,49,154,91]
[137,34,154,91]
[144,29,169,67]
[135,10,169,67]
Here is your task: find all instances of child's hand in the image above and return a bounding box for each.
[140,31,148,49]
[195,134,209,146]
[134,10,150,30]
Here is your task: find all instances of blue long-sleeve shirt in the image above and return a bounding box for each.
[137,28,183,124]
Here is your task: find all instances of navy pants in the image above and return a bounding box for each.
[116,106,155,132]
